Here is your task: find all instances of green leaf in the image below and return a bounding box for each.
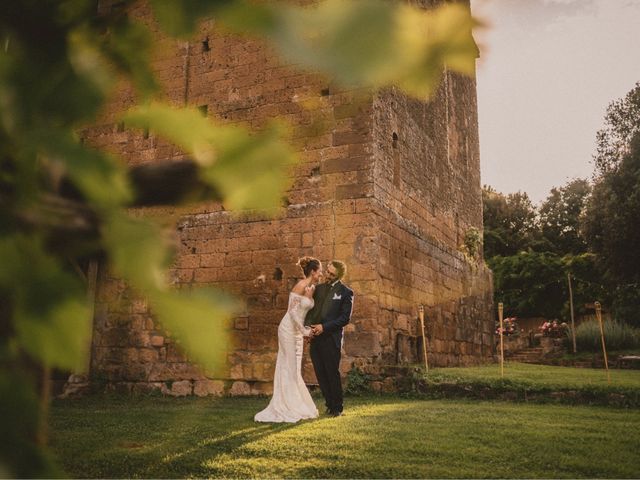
[0,235,92,370]
[33,130,132,211]
[102,18,157,97]
[151,289,240,369]
[201,122,296,211]
[149,0,230,38]
[123,103,218,166]
[103,213,171,292]
[15,298,91,371]
[67,27,116,97]
[123,103,298,211]
[217,0,480,99]
[0,371,62,477]
[102,212,240,369]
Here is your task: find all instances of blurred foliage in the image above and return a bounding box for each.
[0,0,481,476]
[154,0,480,98]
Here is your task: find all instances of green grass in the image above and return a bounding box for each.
[50,394,640,478]
[558,348,640,362]
[430,362,640,389]
[410,362,640,407]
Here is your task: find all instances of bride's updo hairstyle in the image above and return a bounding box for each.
[297,256,320,278]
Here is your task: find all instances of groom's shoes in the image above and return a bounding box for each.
[330,410,344,417]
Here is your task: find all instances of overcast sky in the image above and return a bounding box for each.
[471,0,640,204]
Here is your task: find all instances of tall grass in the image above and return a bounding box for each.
[574,320,640,352]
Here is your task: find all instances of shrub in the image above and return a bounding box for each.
[344,367,372,396]
[574,320,640,352]
[496,317,519,336]
[539,320,569,338]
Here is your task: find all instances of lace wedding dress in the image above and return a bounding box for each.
[254,292,319,423]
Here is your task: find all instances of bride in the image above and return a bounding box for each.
[254,256,322,423]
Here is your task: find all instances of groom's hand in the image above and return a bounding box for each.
[312,324,324,335]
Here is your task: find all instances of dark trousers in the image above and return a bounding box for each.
[310,335,343,413]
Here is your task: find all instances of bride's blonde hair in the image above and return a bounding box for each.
[297,256,321,277]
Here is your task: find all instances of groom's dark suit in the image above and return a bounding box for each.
[305,280,353,414]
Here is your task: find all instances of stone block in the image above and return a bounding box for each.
[344,332,381,357]
[132,382,163,395]
[229,381,251,396]
[169,380,193,397]
[139,348,159,363]
[193,380,225,397]
[122,364,149,382]
[381,377,396,393]
[335,183,372,200]
[234,317,249,330]
[150,335,164,347]
[250,382,273,396]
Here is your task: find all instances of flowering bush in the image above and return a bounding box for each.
[496,317,518,336]
[539,320,568,338]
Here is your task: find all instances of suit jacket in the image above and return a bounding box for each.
[305,281,354,349]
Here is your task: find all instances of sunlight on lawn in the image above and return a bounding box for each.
[50,395,640,478]
[432,362,640,388]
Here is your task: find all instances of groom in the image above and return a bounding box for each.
[305,260,353,417]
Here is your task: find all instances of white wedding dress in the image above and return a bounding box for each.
[254,292,319,423]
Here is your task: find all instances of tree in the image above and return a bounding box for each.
[583,133,640,325]
[538,178,591,255]
[489,252,607,321]
[0,0,481,476]
[594,81,640,175]
[482,186,538,258]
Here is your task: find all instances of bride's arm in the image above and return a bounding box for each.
[291,297,312,336]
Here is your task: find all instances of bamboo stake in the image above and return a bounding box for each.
[37,365,51,447]
[418,305,429,372]
[567,273,577,353]
[594,301,610,384]
[85,260,99,374]
[498,302,504,379]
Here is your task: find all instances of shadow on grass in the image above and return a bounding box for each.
[50,394,640,478]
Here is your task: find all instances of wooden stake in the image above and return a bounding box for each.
[418,305,429,372]
[594,301,610,384]
[85,260,99,374]
[567,273,577,354]
[37,365,51,447]
[498,302,504,378]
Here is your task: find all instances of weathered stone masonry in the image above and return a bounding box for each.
[83,0,494,396]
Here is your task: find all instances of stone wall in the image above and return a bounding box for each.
[84,0,494,396]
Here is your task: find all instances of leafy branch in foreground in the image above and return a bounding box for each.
[0,0,481,476]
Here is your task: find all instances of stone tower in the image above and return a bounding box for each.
[84,0,494,396]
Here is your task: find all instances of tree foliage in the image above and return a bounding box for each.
[594,81,640,175]
[482,186,538,257]
[0,0,482,476]
[583,134,640,325]
[484,82,640,326]
[538,178,591,255]
[489,252,606,321]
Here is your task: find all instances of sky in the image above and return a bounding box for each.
[471,0,640,204]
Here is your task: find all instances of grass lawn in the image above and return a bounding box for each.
[429,361,640,389]
[50,393,640,478]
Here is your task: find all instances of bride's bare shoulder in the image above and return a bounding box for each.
[291,279,307,295]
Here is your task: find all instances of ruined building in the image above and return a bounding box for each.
[80,1,494,396]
